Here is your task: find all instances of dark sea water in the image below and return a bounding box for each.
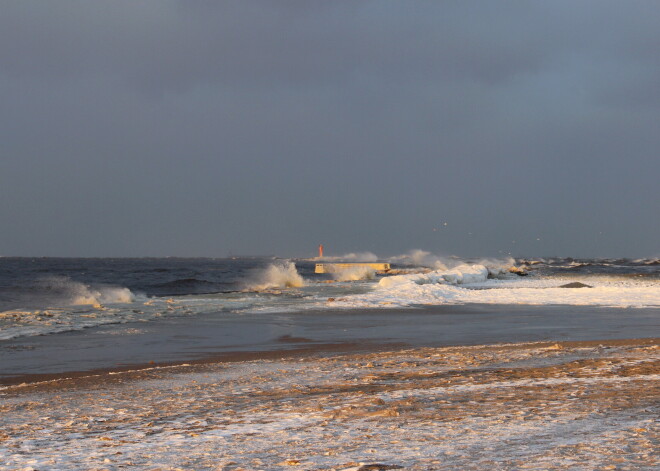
[0,256,658,380]
[1,256,657,310]
[0,257,310,308]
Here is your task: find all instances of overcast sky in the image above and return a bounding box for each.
[1,1,658,258]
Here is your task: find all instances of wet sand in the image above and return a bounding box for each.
[0,340,406,389]
[1,337,658,470]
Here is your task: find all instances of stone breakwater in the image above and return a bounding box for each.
[1,339,658,470]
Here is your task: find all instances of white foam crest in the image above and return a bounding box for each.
[30,276,136,306]
[387,249,449,269]
[245,261,305,290]
[388,250,521,275]
[475,257,517,277]
[332,265,376,282]
[0,294,242,341]
[634,257,660,265]
[336,267,660,309]
[72,286,135,306]
[379,264,489,289]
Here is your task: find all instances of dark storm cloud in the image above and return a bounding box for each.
[1,1,658,257]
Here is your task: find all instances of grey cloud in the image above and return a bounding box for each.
[0,2,572,88]
[0,1,658,257]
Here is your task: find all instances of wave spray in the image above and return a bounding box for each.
[245,261,305,290]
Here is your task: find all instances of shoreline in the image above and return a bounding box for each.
[3,303,659,382]
[2,336,657,392]
[0,340,407,389]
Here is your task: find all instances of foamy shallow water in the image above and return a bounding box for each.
[3,275,658,341]
[331,270,660,310]
[1,257,658,341]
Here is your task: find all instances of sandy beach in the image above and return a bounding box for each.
[1,337,658,470]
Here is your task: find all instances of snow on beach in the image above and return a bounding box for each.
[1,339,658,470]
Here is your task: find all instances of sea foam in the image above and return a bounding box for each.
[332,265,377,282]
[388,249,449,270]
[245,261,305,290]
[28,276,136,306]
[335,264,660,309]
[71,285,135,306]
[379,264,490,289]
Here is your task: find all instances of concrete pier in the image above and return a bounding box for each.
[315,262,391,274]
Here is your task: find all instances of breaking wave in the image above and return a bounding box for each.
[332,265,376,282]
[380,264,490,289]
[388,249,449,269]
[334,262,660,309]
[387,250,517,275]
[25,277,135,307]
[71,285,135,306]
[476,257,518,277]
[245,261,305,290]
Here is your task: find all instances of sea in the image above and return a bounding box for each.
[1,254,659,378]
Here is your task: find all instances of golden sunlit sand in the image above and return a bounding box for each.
[1,338,657,470]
